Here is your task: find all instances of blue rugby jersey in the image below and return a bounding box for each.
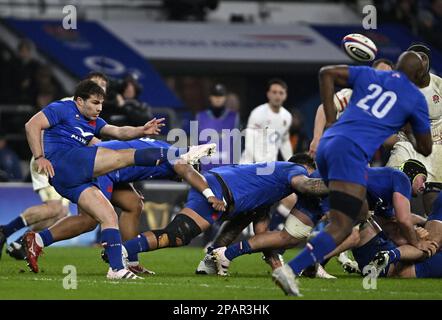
[324,66,430,158]
[42,100,107,160]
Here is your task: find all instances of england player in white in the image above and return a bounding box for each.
[241,79,293,163]
[386,44,442,213]
[240,78,295,232]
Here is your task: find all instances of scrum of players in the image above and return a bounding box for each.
[0,43,440,295]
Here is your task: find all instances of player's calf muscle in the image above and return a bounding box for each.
[78,188,118,227]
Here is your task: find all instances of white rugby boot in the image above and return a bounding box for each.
[315,264,337,279]
[338,251,361,274]
[180,143,217,165]
[106,268,143,280]
[211,247,231,276]
[272,264,302,297]
[195,252,217,275]
[366,251,390,277]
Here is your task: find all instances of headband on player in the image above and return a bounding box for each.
[400,159,427,184]
[408,44,431,73]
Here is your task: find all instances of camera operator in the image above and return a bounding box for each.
[102,74,153,127]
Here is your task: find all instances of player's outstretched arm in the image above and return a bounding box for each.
[173,162,226,212]
[25,111,54,178]
[290,175,329,197]
[319,65,349,126]
[100,118,166,140]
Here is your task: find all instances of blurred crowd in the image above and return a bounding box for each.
[3,0,442,181]
[0,39,66,108]
[375,0,442,51]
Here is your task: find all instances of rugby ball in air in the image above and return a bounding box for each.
[342,33,377,62]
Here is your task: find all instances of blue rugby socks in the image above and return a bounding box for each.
[225,240,252,261]
[2,216,27,237]
[101,228,124,271]
[123,234,150,262]
[288,231,337,275]
[134,147,191,167]
[37,229,54,247]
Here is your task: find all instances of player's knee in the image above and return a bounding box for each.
[57,205,69,219]
[123,197,144,217]
[46,200,65,218]
[346,228,361,247]
[284,215,312,240]
[329,191,363,221]
[98,211,119,228]
[152,214,202,248]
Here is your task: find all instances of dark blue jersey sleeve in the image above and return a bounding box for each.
[42,101,66,127]
[392,171,412,199]
[409,92,431,134]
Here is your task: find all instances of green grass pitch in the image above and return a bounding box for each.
[0,246,440,300]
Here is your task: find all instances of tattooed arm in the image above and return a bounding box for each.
[290,175,329,197]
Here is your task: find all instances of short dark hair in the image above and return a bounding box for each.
[74,80,106,101]
[267,78,288,92]
[288,153,316,170]
[84,71,108,83]
[372,58,394,69]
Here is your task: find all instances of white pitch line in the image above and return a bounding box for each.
[0,276,436,297]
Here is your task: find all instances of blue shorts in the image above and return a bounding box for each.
[184,174,224,225]
[97,174,114,201]
[415,252,442,278]
[352,231,396,277]
[50,146,99,203]
[316,136,369,186]
[294,196,326,226]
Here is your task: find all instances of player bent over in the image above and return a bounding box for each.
[204,160,427,278]
[119,155,328,272]
[24,80,221,279]
[387,44,442,214]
